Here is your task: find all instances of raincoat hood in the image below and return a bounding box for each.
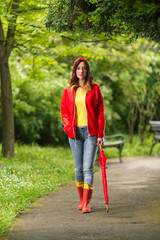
[72,58,90,77]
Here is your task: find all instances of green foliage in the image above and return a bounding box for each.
[46,0,95,33]
[1,0,160,145]
[46,0,160,42]
[10,55,70,144]
[3,36,158,144]
[0,144,74,236]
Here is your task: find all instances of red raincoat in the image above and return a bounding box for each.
[61,83,106,138]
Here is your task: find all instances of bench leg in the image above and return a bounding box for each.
[149,142,157,156]
[119,148,122,163]
[118,146,123,163]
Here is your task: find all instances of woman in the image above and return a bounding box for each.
[61,58,106,213]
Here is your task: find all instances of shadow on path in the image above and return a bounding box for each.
[3,156,160,240]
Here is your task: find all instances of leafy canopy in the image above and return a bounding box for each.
[46,0,160,42]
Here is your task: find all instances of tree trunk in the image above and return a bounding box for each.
[128,121,134,144]
[127,95,138,144]
[0,0,19,157]
[0,57,15,157]
[138,111,145,145]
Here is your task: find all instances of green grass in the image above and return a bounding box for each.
[0,144,74,236]
[0,134,160,237]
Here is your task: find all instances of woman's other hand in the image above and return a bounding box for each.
[97,138,104,146]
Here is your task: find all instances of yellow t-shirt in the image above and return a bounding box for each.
[75,89,87,127]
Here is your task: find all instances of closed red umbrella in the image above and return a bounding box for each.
[98,144,109,212]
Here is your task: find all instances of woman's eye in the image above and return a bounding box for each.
[77,67,86,70]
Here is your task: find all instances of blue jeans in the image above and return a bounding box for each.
[68,127,98,186]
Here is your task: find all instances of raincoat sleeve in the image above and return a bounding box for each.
[97,86,106,138]
[61,89,72,133]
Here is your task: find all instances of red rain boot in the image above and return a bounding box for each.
[82,189,93,213]
[77,187,83,210]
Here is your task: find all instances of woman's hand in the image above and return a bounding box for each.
[97,138,104,147]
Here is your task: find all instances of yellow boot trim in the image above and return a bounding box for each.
[83,182,94,190]
[75,181,84,188]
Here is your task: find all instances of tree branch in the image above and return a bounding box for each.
[0,18,5,59]
[61,35,110,43]
[7,0,12,13]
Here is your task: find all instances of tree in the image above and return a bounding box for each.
[0,0,47,157]
[7,26,160,145]
[46,0,160,143]
[0,0,20,157]
[46,0,160,43]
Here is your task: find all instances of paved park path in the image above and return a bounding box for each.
[3,156,160,240]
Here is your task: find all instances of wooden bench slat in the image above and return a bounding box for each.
[104,140,125,147]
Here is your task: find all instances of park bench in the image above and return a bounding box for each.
[97,134,125,163]
[149,121,160,155]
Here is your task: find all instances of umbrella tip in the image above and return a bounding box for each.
[106,204,109,212]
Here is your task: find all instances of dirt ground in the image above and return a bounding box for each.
[2,156,160,240]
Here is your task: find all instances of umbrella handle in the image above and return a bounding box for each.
[98,143,102,151]
[106,204,109,212]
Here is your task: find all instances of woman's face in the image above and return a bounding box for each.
[76,61,87,80]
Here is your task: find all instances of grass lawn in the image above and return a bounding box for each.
[0,134,160,236]
[0,144,74,236]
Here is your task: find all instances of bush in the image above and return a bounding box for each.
[12,78,67,145]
